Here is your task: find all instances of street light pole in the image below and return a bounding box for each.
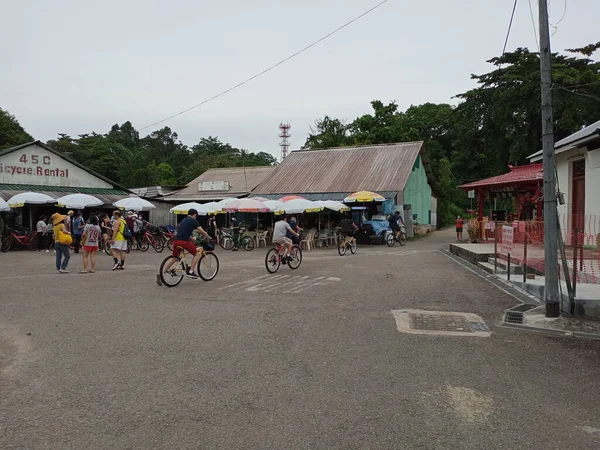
[539,0,560,317]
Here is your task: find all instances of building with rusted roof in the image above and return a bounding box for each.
[251,142,439,227]
[168,166,276,202]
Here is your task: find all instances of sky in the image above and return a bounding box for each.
[1,0,598,159]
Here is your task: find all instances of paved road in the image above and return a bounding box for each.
[1,230,599,449]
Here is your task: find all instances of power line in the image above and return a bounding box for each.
[527,0,540,51]
[140,0,389,131]
[501,0,519,57]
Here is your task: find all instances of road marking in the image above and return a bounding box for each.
[218,274,341,294]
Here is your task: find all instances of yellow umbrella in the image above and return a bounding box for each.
[343,191,385,203]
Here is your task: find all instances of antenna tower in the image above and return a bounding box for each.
[279,122,291,160]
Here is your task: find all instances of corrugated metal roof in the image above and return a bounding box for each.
[528,119,600,160]
[0,184,131,205]
[252,142,426,196]
[458,164,543,189]
[171,166,275,200]
[251,191,398,201]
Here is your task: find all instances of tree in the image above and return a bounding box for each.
[155,163,177,185]
[304,116,349,148]
[0,108,33,150]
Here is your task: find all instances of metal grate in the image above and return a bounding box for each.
[409,313,474,333]
[504,304,538,324]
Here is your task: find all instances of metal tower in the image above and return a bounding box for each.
[279,122,291,160]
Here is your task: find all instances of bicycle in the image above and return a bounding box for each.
[219,228,235,250]
[136,227,165,253]
[159,226,175,251]
[157,242,219,287]
[265,243,302,273]
[238,229,255,251]
[1,228,36,252]
[386,227,407,247]
[337,234,357,256]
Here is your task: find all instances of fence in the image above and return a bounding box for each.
[492,215,600,287]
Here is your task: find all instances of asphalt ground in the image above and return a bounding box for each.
[1,229,599,449]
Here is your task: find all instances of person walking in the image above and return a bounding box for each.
[51,213,71,273]
[109,210,128,270]
[456,215,465,242]
[35,215,48,252]
[81,214,101,273]
[72,211,85,253]
[230,215,240,251]
[64,210,74,233]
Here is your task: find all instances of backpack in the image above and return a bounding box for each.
[121,219,133,239]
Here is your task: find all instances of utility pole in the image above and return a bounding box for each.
[539,0,560,317]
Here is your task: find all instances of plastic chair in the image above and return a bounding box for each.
[301,231,315,251]
[257,231,269,248]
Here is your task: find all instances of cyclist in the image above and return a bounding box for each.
[287,215,302,245]
[169,209,212,278]
[388,210,405,241]
[272,215,299,263]
[340,213,359,244]
[230,215,240,251]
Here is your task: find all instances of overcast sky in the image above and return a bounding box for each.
[2,0,598,159]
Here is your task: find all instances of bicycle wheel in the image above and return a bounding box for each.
[265,248,280,273]
[240,236,254,251]
[220,236,234,250]
[152,237,165,253]
[159,255,185,287]
[349,240,357,254]
[337,240,347,256]
[104,241,111,255]
[1,237,13,252]
[288,246,302,269]
[398,232,407,246]
[386,233,395,247]
[166,237,174,251]
[138,236,149,252]
[197,252,219,281]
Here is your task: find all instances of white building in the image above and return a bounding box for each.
[529,120,600,241]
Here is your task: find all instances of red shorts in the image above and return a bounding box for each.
[83,245,98,253]
[172,240,197,256]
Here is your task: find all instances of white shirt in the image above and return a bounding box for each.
[273,220,292,239]
[36,220,47,233]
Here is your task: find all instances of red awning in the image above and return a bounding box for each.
[459,164,543,190]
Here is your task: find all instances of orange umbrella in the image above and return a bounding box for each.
[280,195,306,202]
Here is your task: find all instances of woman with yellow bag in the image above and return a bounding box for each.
[51,213,72,274]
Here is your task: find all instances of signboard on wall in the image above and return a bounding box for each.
[0,143,113,189]
[501,226,514,254]
[198,181,230,191]
[467,190,475,199]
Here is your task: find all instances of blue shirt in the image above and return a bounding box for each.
[73,217,84,235]
[287,219,297,238]
[175,217,200,241]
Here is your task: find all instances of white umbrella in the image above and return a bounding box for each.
[279,199,323,214]
[169,202,211,216]
[223,198,270,213]
[114,196,156,212]
[263,200,284,213]
[0,197,10,212]
[7,192,56,231]
[203,201,226,214]
[7,192,56,207]
[315,200,351,212]
[216,198,238,209]
[56,193,103,209]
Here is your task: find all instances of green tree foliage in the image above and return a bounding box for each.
[1,120,277,188]
[303,46,600,227]
[0,108,33,150]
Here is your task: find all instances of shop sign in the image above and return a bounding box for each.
[198,181,230,191]
[0,144,112,188]
[501,226,514,253]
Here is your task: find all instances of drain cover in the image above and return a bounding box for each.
[392,309,491,337]
[410,313,474,333]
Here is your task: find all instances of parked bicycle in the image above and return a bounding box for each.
[136,226,165,253]
[386,227,407,247]
[337,234,357,256]
[157,241,219,287]
[265,243,302,273]
[1,228,36,252]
